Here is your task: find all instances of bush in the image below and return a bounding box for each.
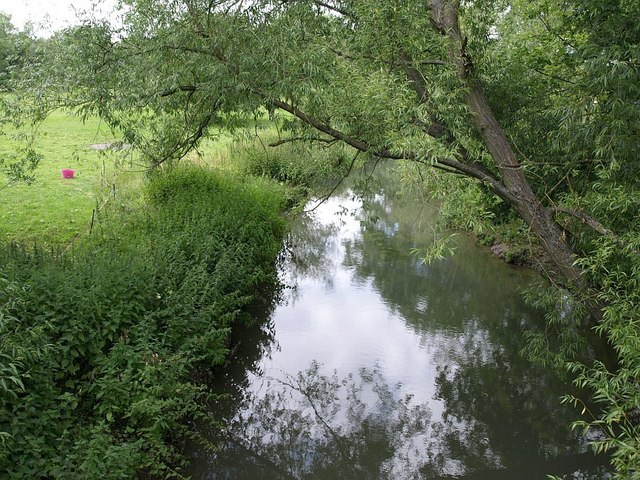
[0,166,288,478]
[236,134,353,189]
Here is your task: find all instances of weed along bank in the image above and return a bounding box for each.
[0,166,291,478]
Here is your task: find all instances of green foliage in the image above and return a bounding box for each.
[235,133,355,200]
[0,141,43,185]
[485,2,640,475]
[562,232,640,479]
[0,17,43,183]
[410,231,458,266]
[7,0,640,476]
[0,166,287,477]
[397,161,506,237]
[0,14,38,91]
[520,281,591,374]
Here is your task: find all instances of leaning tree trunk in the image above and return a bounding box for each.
[464,83,585,288]
[430,0,601,321]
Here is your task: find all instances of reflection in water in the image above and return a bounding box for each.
[188,164,610,479]
[209,363,432,480]
[194,361,608,480]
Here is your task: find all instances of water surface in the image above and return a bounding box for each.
[189,166,609,479]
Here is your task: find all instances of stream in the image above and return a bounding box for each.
[188,165,610,479]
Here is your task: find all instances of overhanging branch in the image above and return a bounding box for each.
[306,150,360,213]
[150,45,515,205]
[554,207,613,237]
[269,97,515,202]
[146,112,214,169]
[268,136,337,147]
[311,0,351,17]
[160,85,197,97]
[270,98,403,159]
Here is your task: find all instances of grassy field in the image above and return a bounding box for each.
[0,110,283,244]
[0,110,128,244]
[0,109,341,245]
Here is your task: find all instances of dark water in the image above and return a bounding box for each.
[187,166,610,479]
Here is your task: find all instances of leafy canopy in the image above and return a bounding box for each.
[7,0,640,477]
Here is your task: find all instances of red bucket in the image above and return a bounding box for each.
[61,169,75,179]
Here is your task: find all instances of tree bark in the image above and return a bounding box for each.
[429,0,601,321]
[464,83,585,286]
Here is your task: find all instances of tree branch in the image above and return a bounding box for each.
[160,85,197,97]
[146,112,214,169]
[155,43,515,207]
[268,136,337,147]
[537,13,577,51]
[554,207,613,237]
[532,67,581,87]
[269,97,515,202]
[270,98,402,159]
[311,0,351,17]
[276,0,352,18]
[331,47,445,69]
[306,151,360,213]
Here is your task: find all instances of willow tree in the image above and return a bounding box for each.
[13,0,639,474]
[24,0,623,310]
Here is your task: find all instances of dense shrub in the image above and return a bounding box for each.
[0,166,287,478]
[236,134,353,191]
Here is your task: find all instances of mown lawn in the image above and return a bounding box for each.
[0,110,279,244]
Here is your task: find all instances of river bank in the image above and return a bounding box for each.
[0,165,292,478]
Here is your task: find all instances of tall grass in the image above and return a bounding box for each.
[0,165,288,478]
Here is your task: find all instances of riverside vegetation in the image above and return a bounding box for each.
[1,166,286,478]
[0,109,347,477]
[2,0,639,477]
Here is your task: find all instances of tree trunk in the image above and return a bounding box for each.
[428,0,600,320]
[465,82,601,322]
[464,83,583,285]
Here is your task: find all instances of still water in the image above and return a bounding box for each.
[189,165,609,479]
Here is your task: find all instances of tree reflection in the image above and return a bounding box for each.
[194,361,607,480]
[282,212,340,294]
[200,362,432,479]
[189,165,609,479]
[344,186,539,336]
[202,280,283,412]
[430,357,601,478]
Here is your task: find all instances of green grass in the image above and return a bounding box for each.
[0,165,290,478]
[0,111,283,244]
[0,110,130,245]
[0,109,344,245]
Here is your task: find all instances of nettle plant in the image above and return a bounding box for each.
[0,166,288,477]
